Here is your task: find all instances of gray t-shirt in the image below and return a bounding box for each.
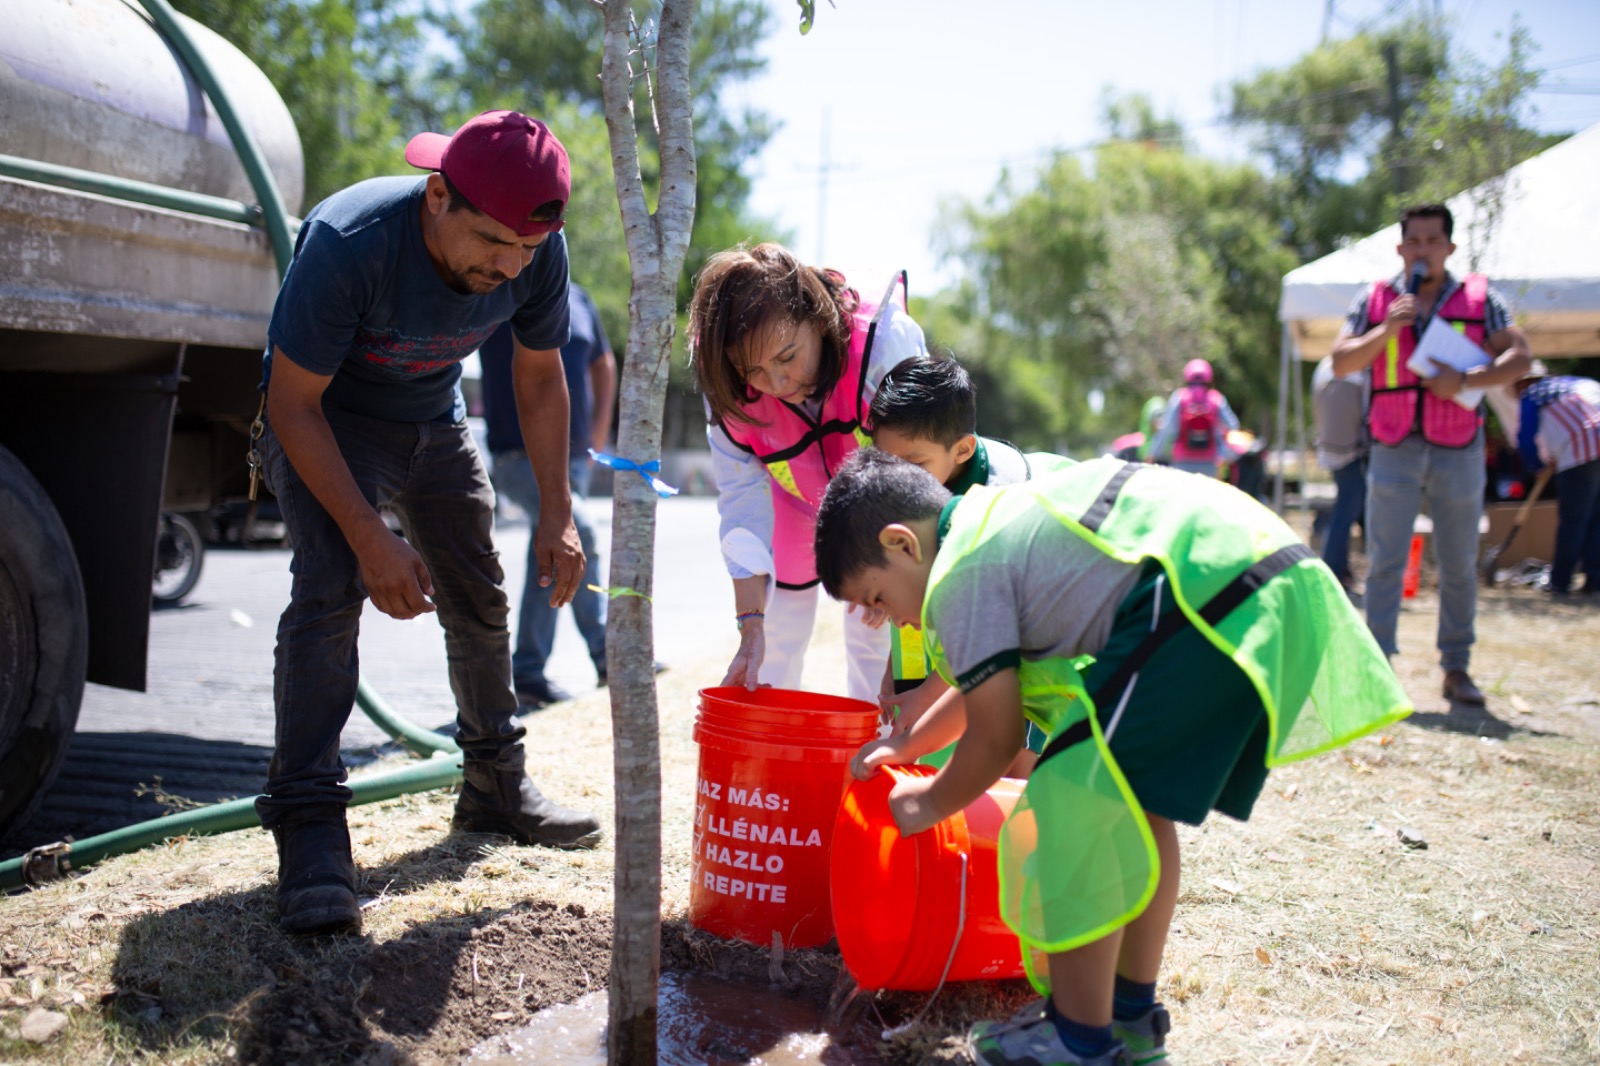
[930,493,1143,692]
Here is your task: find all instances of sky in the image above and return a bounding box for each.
[725,0,1600,293]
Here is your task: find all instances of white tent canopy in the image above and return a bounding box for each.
[1279,122,1600,363]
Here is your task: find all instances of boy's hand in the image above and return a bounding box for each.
[847,602,890,629]
[887,774,941,835]
[850,736,910,781]
[880,678,938,733]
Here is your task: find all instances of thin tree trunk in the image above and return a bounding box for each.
[598,1,695,1062]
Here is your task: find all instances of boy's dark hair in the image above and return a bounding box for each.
[687,242,856,427]
[869,355,977,446]
[815,449,951,598]
[1400,202,1454,240]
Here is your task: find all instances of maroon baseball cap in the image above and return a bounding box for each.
[404,110,569,236]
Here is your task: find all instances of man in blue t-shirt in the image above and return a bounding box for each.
[482,283,617,705]
[256,110,600,936]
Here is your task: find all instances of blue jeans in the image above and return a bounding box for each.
[1552,459,1600,593]
[1322,457,1367,582]
[489,452,606,688]
[256,408,524,828]
[1364,433,1485,670]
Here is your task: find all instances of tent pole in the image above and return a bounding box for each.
[1275,323,1290,512]
[1292,343,1308,519]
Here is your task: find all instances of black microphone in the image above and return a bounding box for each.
[1405,259,1427,295]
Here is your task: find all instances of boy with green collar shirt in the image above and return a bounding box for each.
[868,356,1071,772]
[815,449,1409,1066]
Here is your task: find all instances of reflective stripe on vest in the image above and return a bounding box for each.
[766,460,805,500]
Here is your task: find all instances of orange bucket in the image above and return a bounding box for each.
[690,686,880,949]
[829,764,1026,990]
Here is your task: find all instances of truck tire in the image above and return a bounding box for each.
[0,445,88,838]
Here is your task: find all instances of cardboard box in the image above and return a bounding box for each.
[1480,500,1559,570]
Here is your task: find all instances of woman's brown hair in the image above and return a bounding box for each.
[687,242,857,427]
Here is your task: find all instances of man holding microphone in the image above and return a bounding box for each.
[1330,202,1532,706]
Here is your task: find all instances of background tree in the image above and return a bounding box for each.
[171,0,436,206]
[449,0,780,449]
[1406,21,1563,269]
[933,103,1292,448]
[1227,15,1449,259]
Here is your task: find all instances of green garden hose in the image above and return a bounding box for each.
[0,753,463,890]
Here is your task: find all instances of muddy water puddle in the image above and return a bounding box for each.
[467,971,889,1064]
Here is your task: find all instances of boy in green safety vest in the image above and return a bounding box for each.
[815,449,1410,1066]
[868,354,1073,774]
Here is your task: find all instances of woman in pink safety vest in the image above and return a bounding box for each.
[688,243,927,699]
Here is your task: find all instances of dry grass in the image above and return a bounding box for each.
[1,567,1598,1063]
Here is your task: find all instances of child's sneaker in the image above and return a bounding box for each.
[1113,1003,1172,1064]
[967,1007,1132,1065]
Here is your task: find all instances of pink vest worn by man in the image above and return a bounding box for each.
[1366,273,1489,448]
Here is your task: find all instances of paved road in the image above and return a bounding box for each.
[2,496,741,859]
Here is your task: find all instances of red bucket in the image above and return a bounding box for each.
[829,764,1027,990]
[690,686,881,949]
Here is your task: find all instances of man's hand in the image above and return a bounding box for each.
[1383,293,1418,336]
[534,511,585,607]
[1424,357,1466,399]
[721,619,767,690]
[887,773,943,836]
[355,525,436,620]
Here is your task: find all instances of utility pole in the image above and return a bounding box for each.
[1383,41,1407,199]
[1320,0,1334,43]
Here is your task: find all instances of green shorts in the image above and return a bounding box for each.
[1078,562,1271,826]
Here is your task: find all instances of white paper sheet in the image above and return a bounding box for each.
[1406,317,1492,411]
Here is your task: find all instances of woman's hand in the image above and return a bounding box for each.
[720,618,767,690]
[887,773,942,836]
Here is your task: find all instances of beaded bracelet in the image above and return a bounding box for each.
[735,610,765,631]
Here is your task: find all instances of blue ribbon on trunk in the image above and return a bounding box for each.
[589,449,680,498]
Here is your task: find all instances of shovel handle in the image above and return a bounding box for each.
[1481,466,1555,583]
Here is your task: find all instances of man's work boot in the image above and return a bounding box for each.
[452,762,602,849]
[1442,669,1486,706]
[273,810,362,936]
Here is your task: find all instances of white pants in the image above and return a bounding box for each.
[757,584,890,701]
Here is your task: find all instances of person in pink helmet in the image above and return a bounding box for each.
[1148,359,1241,477]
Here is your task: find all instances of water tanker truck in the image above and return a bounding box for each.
[0,0,303,838]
